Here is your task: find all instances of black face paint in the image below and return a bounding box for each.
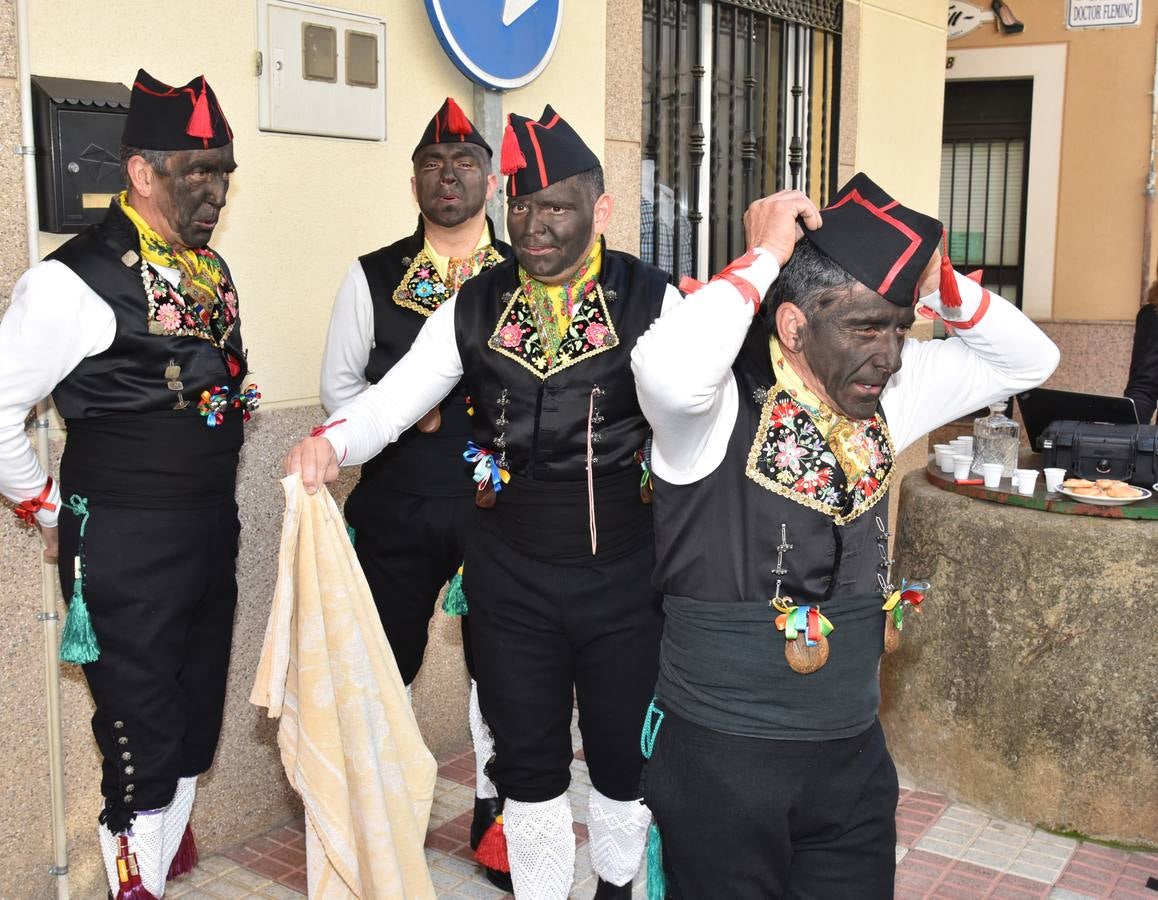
[153,145,236,250]
[413,144,490,229]
[800,285,915,420]
[506,175,597,284]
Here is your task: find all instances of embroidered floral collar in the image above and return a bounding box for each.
[394,245,504,317]
[487,278,619,379]
[143,260,238,350]
[745,387,895,525]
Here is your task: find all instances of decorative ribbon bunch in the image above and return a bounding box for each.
[882,579,929,630]
[773,599,833,646]
[463,442,509,493]
[231,383,261,421]
[199,383,261,427]
[198,385,230,427]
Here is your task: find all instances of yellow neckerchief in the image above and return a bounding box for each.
[423,223,491,288]
[117,191,223,308]
[518,239,603,366]
[769,336,877,485]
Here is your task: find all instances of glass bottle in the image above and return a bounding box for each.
[971,401,1020,476]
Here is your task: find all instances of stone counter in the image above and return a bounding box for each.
[880,469,1158,845]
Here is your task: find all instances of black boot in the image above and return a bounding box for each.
[471,796,513,893]
[470,796,503,850]
[485,866,515,893]
[594,877,633,899]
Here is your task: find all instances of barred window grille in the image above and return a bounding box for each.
[642,0,841,283]
[939,79,1032,308]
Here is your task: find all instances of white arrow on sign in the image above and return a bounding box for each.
[503,0,543,26]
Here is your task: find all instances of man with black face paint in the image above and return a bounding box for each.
[319,97,514,889]
[0,71,251,898]
[286,106,680,898]
[631,174,1059,898]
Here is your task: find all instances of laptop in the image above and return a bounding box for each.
[1015,388,1139,450]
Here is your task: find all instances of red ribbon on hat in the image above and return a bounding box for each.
[187,78,214,141]
[14,476,56,526]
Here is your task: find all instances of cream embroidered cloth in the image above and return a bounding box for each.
[250,475,437,899]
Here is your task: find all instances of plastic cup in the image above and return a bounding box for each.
[952,454,973,480]
[981,463,1004,488]
[934,446,955,473]
[1043,467,1066,492]
[1015,469,1039,495]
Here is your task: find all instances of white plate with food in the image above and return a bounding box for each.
[1058,478,1152,506]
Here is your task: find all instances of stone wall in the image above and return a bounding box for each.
[882,471,1158,844]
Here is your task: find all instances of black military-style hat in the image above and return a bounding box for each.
[805,172,943,307]
[121,69,232,151]
[412,97,492,160]
[500,105,600,197]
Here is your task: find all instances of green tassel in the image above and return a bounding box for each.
[346,524,356,546]
[442,568,468,616]
[60,556,100,664]
[646,822,666,900]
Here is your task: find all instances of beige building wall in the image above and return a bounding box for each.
[845,0,947,215]
[952,0,1158,325]
[0,2,612,897]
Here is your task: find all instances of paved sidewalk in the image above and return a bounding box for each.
[163,719,1156,900]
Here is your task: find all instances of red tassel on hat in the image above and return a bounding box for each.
[186,81,215,141]
[114,835,159,900]
[938,232,963,309]
[500,120,527,176]
[474,816,511,873]
[166,823,198,881]
[445,97,472,137]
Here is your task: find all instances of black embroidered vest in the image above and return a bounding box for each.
[48,204,248,507]
[454,247,669,482]
[651,319,898,740]
[354,217,511,496]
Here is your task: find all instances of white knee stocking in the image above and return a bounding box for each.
[503,794,575,899]
[587,788,652,887]
[99,806,166,897]
[469,679,499,800]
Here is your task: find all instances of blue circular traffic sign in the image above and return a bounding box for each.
[425,0,564,91]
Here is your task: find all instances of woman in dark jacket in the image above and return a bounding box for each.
[1126,287,1158,423]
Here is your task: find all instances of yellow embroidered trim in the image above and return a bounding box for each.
[743,388,897,526]
[487,283,619,381]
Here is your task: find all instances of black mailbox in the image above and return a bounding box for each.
[32,75,131,233]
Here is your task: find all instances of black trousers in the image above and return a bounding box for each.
[465,520,664,803]
[56,498,240,815]
[345,484,473,684]
[644,709,898,899]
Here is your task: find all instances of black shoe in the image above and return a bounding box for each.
[470,796,504,850]
[594,877,633,899]
[991,0,1024,33]
[485,866,515,893]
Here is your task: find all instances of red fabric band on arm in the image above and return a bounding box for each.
[14,475,56,525]
[309,418,346,438]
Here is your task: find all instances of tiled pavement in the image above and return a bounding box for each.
[163,718,1156,900]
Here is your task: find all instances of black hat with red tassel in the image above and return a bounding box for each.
[805,172,944,308]
[500,105,600,197]
[121,69,232,151]
[412,97,492,159]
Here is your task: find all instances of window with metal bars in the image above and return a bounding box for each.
[939,79,1032,308]
[642,0,841,283]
